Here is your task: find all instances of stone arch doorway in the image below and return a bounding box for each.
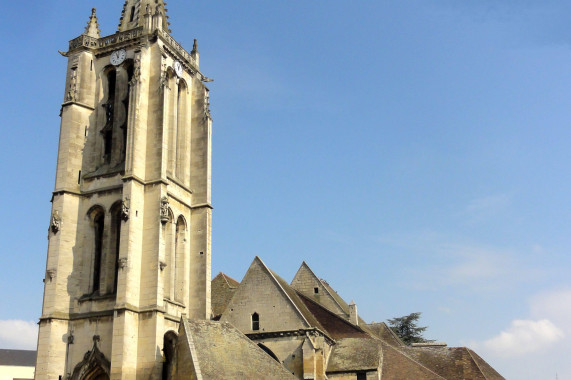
[70,336,111,380]
[82,367,109,380]
[162,330,178,380]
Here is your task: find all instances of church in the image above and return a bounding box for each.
[35,2,504,379]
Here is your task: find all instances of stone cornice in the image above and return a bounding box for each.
[246,327,335,346]
[155,29,199,73]
[190,203,213,210]
[39,303,180,323]
[67,27,201,76]
[69,27,145,53]
[61,101,95,111]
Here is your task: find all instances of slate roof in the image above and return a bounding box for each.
[327,337,446,379]
[399,346,506,380]
[379,342,447,380]
[211,272,240,318]
[176,319,296,380]
[327,338,383,372]
[256,257,328,333]
[296,292,369,340]
[291,262,369,328]
[0,349,37,367]
[365,322,405,346]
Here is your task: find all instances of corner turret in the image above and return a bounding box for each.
[84,8,101,38]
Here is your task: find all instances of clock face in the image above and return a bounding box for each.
[110,49,127,66]
[174,61,183,77]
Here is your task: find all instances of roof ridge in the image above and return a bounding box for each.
[180,318,204,380]
[465,347,505,380]
[382,342,448,380]
[367,322,405,346]
[296,291,366,334]
[254,257,312,328]
[294,261,347,314]
[220,272,240,287]
[465,348,489,380]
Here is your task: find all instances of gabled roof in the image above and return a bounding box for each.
[259,258,326,332]
[379,341,447,380]
[220,257,328,333]
[326,338,446,379]
[175,318,296,380]
[211,272,240,318]
[291,262,347,316]
[398,346,505,380]
[215,272,240,288]
[327,338,382,372]
[296,292,369,340]
[365,322,405,346]
[291,261,369,327]
[0,349,37,367]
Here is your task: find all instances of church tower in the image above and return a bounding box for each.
[36,2,212,379]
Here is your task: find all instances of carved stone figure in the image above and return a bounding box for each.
[131,56,141,84]
[160,197,169,224]
[121,198,130,221]
[159,61,168,89]
[46,269,56,282]
[119,257,128,269]
[50,212,61,234]
[66,69,78,102]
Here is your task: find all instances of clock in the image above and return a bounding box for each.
[110,49,127,66]
[174,61,183,77]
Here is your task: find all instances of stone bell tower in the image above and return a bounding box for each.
[35,2,212,379]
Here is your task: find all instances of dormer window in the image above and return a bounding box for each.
[252,312,260,331]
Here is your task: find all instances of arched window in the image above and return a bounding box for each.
[88,207,105,295]
[174,216,186,303]
[109,203,122,294]
[120,61,135,163]
[101,68,116,164]
[163,209,174,300]
[166,70,177,176]
[252,312,260,331]
[129,6,136,23]
[175,81,189,183]
[99,61,133,168]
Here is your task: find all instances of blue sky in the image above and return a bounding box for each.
[1,1,571,379]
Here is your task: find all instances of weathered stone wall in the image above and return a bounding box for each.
[291,264,346,317]
[221,258,307,333]
[36,14,212,379]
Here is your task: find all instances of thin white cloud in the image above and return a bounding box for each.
[405,242,537,292]
[0,320,38,350]
[466,193,511,213]
[530,289,571,333]
[477,319,564,357]
[464,194,511,222]
[376,230,546,292]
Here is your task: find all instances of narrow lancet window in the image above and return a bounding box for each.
[110,205,122,294]
[175,82,188,181]
[252,312,260,331]
[164,210,174,299]
[92,212,104,293]
[174,216,186,303]
[101,69,116,163]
